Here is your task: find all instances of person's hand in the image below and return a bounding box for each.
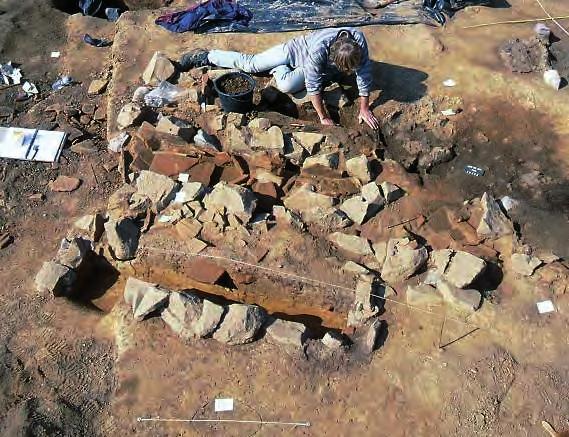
[358,108,380,130]
[320,117,335,126]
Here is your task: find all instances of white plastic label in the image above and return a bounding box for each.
[537,300,555,314]
[214,398,234,412]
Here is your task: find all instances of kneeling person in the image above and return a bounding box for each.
[180,28,379,129]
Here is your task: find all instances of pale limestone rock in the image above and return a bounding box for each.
[328,232,373,257]
[142,51,175,86]
[511,253,542,276]
[477,192,513,239]
[346,155,371,184]
[381,238,427,284]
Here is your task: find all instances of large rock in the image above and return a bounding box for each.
[436,280,482,314]
[104,218,139,261]
[250,126,285,154]
[511,253,542,276]
[213,304,267,345]
[340,196,380,225]
[49,176,81,192]
[265,318,307,347]
[372,241,388,267]
[355,275,379,313]
[444,251,486,288]
[193,300,225,338]
[54,237,91,270]
[406,283,443,307]
[35,261,76,296]
[117,103,143,130]
[176,182,207,204]
[343,261,371,275]
[142,51,175,86]
[73,214,105,242]
[361,182,384,206]
[248,117,271,130]
[156,115,196,142]
[203,182,257,223]
[346,155,371,184]
[272,205,305,232]
[291,132,325,154]
[380,182,405,203]
[283,184,337,223]
[87,79,109,95]
[321,331,346,349]
[328,232,373,257]
[161,291,203,338]
[360,318,382,355]
[381,238,428,284]
[302,152,340,170]
[477,192,513,238]
[430,249,453,275]
[124,277,170,321]
[135,170,178,212]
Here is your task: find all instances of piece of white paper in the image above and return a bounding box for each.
[214,398,234,412]
[441,109,456,116]
[537,300,555,314]
[0,127,66,162]
[51,51,61,58]
[443,79,456,87]
[23,82,39,95]
[178,173,190,183]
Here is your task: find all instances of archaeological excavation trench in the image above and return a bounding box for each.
[31,10,569,358]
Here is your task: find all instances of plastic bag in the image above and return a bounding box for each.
[52,76,73,91]
[144,81,189,107]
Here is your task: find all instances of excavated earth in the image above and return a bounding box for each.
[1,0,569,436]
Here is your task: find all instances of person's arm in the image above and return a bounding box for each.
[352,31,379,130]
[304,45,333,125]
[310,94,334,125]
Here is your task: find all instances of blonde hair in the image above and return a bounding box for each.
[329,31,362,73]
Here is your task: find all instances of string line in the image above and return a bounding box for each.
[140,245,474,326]
[137,417,310,426]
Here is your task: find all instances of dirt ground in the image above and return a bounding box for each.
[1,0,569,436]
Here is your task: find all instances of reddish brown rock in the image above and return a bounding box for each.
[183,258,227,284]
[376,159,422,195]
[189,162,217,185]
[244,151,285,172]
[230,271,256,285]
[94,106,106,121]
[130,147,155,172]
[220,164,245,183]
[136,121,191,153]
[252,181,279,211]
[149,153,198,177]
[49,176,81,192]
[214,152,232,166]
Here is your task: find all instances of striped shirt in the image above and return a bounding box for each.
[284,27,373,97]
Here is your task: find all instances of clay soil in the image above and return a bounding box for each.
[216,75,253,95]
[1,0,569,436]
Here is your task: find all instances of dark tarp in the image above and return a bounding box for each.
[157,0,494,34]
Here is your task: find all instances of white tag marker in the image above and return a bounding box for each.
[537,300,555,314]
[214,398,234,412]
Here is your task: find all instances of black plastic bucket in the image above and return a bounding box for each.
[213,71,256,114]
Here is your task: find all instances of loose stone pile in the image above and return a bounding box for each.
[34,50,569,356]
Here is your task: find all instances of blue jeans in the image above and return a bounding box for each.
[208,44,306,94]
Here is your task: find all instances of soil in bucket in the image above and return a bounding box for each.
[216,74,253,94]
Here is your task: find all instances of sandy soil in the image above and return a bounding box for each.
[1,0,569,436]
